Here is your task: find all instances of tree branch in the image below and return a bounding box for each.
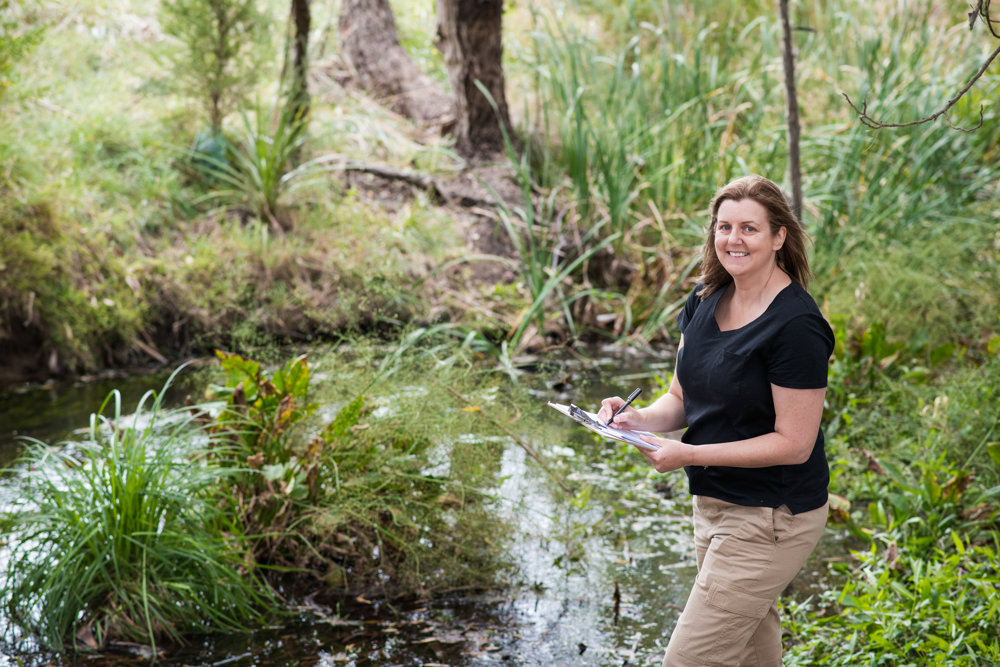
[970,0,999,39]
[843,40,999,131]
[845,2,998,131]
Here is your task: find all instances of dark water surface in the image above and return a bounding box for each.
[0,352,844,666]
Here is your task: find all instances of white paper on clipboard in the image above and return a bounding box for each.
[547,402,660,451]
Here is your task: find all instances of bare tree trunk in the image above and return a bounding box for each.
[339,0,453,128]
[436,0,514,160]
[289,0,310,124]
[779,0,803,221]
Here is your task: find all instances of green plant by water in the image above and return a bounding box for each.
[0,368,275,652]
[0,345,529,652]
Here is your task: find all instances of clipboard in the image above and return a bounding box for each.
[547,402,660,451]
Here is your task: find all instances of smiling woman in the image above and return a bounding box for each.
[597,175,835,667]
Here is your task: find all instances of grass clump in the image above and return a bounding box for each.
[0,369,275,653]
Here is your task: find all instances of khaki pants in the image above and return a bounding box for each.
[661,495,828,667]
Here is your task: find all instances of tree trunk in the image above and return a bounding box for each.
[338,0,453,128]
[436,0,514,160]
[289,0,311,124]
[779,0,803,221]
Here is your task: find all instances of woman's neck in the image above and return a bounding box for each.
[716,264,791,330]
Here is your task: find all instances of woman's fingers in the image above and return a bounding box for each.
[597,396,623,424]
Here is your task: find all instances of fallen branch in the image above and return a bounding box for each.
[336,159,503,210]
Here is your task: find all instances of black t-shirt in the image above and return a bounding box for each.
[676,281,835,514]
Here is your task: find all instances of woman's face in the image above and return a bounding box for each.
[714,198,786,281]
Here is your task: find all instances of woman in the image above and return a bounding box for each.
[597,175,834,667]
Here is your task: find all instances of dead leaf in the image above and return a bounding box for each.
[885,541,899,570]
[943,472,973,501]
[75,620,99,650]
[851,448,886,475]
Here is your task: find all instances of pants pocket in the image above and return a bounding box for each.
[707,580,773,619]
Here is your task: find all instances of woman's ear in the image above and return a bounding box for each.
[773,225,787,251]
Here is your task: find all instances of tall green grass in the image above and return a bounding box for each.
[0,369,275,652]
[512,0,999,354]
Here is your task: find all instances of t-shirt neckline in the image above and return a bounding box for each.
[712,281,795,334]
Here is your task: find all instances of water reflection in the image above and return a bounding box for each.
[0,367,208,467]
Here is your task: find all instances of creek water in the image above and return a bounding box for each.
[0,354,845,666]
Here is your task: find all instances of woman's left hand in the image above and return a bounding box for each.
[635,435,691,473]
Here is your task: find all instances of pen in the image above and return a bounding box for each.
[607,387,642,426]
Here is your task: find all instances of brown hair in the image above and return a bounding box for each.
[696,175,812,299]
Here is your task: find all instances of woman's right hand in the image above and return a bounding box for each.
[597,396,643,430]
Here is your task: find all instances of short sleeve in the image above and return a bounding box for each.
[676,286,703,334]
[767,313,835,389]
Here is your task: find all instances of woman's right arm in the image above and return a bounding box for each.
[598,336,687,434]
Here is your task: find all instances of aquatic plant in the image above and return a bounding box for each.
[0,369,275,653]
[205,349,515,600]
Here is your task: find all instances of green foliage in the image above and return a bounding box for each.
[0,0,42,101]
[190,102,326,229]
[511,0,999,354]
[784,457,1000,666]
[207,351,320,517]
[521,4,782,226]
[0,196,152,372]
[158,0,272,132]
[495,183,617,351]
[0,370,275,652]
[824,331,1000,488]
[0,347,528,649]
[203,350,514,599]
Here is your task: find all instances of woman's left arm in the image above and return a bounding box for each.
[636,384,826,473]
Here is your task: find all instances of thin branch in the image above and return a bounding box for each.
[843,40,1000,131]
[970,0,999,39]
